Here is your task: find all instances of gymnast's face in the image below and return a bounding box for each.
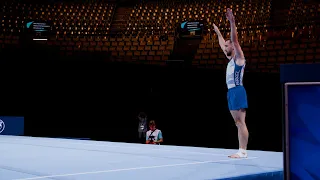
[225,40,234,56]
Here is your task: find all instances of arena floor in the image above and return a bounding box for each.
[0,135,283,180]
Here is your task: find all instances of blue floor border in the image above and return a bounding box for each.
[218,170,283,180]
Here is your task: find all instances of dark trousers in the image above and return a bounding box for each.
[138,131,146,143]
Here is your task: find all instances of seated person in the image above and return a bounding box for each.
[146,120,163,145]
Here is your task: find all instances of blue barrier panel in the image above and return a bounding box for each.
[285,83,320,180]
[0,116,24,135]
[281,63,320,180]
[280,63,320,83]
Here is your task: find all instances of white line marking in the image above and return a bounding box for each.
[13,157,258,180]
[0,137,258,158]
[33,39,47,41]
[69,143,259,158]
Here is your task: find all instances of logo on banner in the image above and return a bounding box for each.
[0,119,5,134]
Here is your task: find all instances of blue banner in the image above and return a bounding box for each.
[0,116,24,135]
[280,63,320,83]
[287,84,320,179]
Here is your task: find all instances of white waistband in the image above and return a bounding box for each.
[227,84,236,89]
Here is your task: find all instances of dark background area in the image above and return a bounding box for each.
[0,47,282,152]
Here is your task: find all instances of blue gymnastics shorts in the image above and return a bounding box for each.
[227,86,248,111]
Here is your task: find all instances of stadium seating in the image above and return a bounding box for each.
[287,0,320,26]
[0,0,319,72]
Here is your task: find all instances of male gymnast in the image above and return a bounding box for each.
[213,8,249,158]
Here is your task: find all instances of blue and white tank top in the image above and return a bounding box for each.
[226,57,245,89]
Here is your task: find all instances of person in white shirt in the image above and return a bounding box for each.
[146,120,163,145]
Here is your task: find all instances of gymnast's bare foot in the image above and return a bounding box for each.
[228,151,247,158]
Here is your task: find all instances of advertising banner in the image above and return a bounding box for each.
[0,116,24,135]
